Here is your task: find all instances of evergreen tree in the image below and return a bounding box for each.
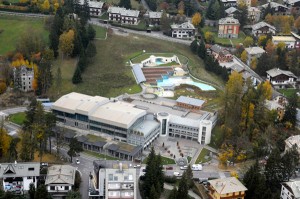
[72,66,82,84]
[282,145,299,180]
[36,59,53,96]
[55,66,62,95]
[66,191,81,199]
[149,185,159,199]
[119,0,132,9]
[28,183,35,199]
[86,42,97,58]
[72,31,83,57]
[80,0,90,25]
[177,172,188,199]
[283,93,298,127]
[190,39,198,54]
[78,50,87,72]
[197,39,206,59]
[34,184,52,199]
[87,24,96,41]
[8,137,19,162]
[168,187,178,199]
[67,138,83,162]
[185,164,194,188]
[206,0,221,20]
[237,4,248,28]
[160,12,171,35]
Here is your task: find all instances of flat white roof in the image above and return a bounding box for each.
[209,177,247,194]
[272,36,296,42]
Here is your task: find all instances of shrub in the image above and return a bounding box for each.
[0,82,7,94]
[164,176,177,183]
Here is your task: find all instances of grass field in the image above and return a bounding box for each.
[105,0,141,9]
[208,125,224,149]
[0,16,48,55]
[9,112,26,126]
[195,148,211,164]
[92,25,107,39]
[278,88,298,98]
[143,156,176,165]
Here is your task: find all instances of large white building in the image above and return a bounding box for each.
[45,165,76,198]
[170,21,195,39]
[281,180,300,199]
[0,162,40,193]
[52,92,216,147]
[79,0,104,16]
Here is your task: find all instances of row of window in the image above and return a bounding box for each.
[169,123,198,132]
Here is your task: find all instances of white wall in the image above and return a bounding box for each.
[280,185,293,199]
[198,120,212,145]
[23,177,37,191]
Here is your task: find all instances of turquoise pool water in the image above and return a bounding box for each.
[155,58,164,65]
[157,77,215,91]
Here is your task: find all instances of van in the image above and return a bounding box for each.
[192,164,203,171]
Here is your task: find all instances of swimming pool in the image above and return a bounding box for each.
[155,58,164,65]
[157,77,215,91]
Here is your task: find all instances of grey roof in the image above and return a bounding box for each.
[0,162,40,178]
[129,145,143,156]
[266,68,297,78]
[79,0,104,8]
[130,119,160,137]
[261,2,288,9]
[132,65,146,84]
[93,141,107,148]
[210,44,231,55]
[291,31,300,40]
[230,64,244,73]
[64,131,76,139]
[219,17,239,25]
[245,47,265,55]
[171,21,195,30]
[45,165,76,185]
[252,21,276,31]
[76,135,88,143]
[149,11,162,19]
[107,7,140,17]
[286,0,300,5]
[176,96,205,107]
[225,7,237,14]
[283,181,300,198]
[106,144,119,151]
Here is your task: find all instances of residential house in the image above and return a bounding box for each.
[45,165,76,198]
[285,0,300,8]
[248,7,261,23]
[79,0,104,16]
[221,0,237,8]
[252,21,276,37]
[13,65,34,92]
[148,11,162,25]
[107,7,140,25]
[245,46,265,66]
[209,44,233,63]
[218,17,240,38]
[170,21,196,39]
[91,161,137,199]
[272,36,296,49]
[284,135,300,155]
[0,162,40,193]
[266,68,297,88]
[261,2,289,15]
[281,180,300,199]
[291,31,300,48]
[208,177,247,199]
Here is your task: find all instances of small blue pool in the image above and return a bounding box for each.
[155,58,164,65]
[157,77,215,91]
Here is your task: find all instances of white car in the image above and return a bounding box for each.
[173,172,182,177]
[76,159,80,164]
[180,166,188,170]
[134,165,141,168]
[192,164,203,171]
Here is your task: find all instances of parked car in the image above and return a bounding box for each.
[134,165,141,168]
[180,166,188,170]
[173,172,182,177]
[76,159,80,164]
[166,166,173,170]
[41,162,48,167]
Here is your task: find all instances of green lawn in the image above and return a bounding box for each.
[104,0,141,9]
[278,88,298,98]
[0,16,48,55]
[9,112,26,125]
[92,25,107,39]
[143,156,176,165]
[86,134,106,142]
[195,148,211,164]
[84,150,119,160]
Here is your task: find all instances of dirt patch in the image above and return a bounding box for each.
[0,89,34,110]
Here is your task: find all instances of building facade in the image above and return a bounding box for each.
[0,162,40,194]
[148,11,162,25]
[208,177,247,199]
[281,181,300,199]
[266,68,297,88]
[208,44,233,63]
[245,46,265,66]
[272,36,297,49]
[45,165,76,198]
[252,21,276,37]
[170,21,196,39]
[248,7,261,23]
[221,0,237,8]
[261,2,289,15]
[13,66,34,92]
[79,0,104,16]
[218,17,240,38]
[107,7,140,25]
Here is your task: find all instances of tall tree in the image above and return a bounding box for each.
[168,187,178,199]
[177,172,188,199]
[28,183,36,199]
[55,66,62,95]
[87,25,96,41]
[59,29,75,59]
[119,0,131,9]
[72,66,82,84]
[66,191,81,199]
[185,164,193,188]
[283,93,298,128]
[243,36,254,47]
[67,138,83,162]
[190,39,198,54]
[34,184,52,199]
[206,0,221,20]
[86,42,97,59]
[0,122,11,158]
[160,12,171,34]
[8,137,20,162]
[198,39,206,59]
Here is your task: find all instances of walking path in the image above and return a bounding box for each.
[164,183,202,199]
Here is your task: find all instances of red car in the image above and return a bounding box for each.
[166,166,173,170]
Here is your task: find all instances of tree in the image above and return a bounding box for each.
[55,66,62,95]
[205,31,214,43]
[0,122,11,158]
[186,165,193,188]
[86,42,97,59]
[66,191,81,199]
[67,138,83,162]
[41,0,50,12]
[34,184,51,199]
[258,35,267,47]
[251,0,257,6]
[28,183,35,199]
[8,137,20,162]
[177,172,188,199]
[243,36,254,47]
[241,50,247,63]
[294,16,300,33]
[160,12,171,34]
[206,0,221,20]
[72,66,82,84]
[149,185,159,199]
[119,0,131,9]
[283,23,291,34]
[36,59,52,96]
[168,187,178,199]
[87,25,96,41]
[191,12,202,26]
[178,1,185,15]
[190,39,198,54]
[237,4,248,27]
[265,39,275,55]
[283,93,298,128]
[59,29,75,58]
[16,31,45,59]
[0,82,6,94]
[250,57,257,69]
[198,40,206,59]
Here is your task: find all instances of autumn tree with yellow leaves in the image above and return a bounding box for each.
[0,122,12,158]
[59,29,75,59]
[191,12,202,26]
